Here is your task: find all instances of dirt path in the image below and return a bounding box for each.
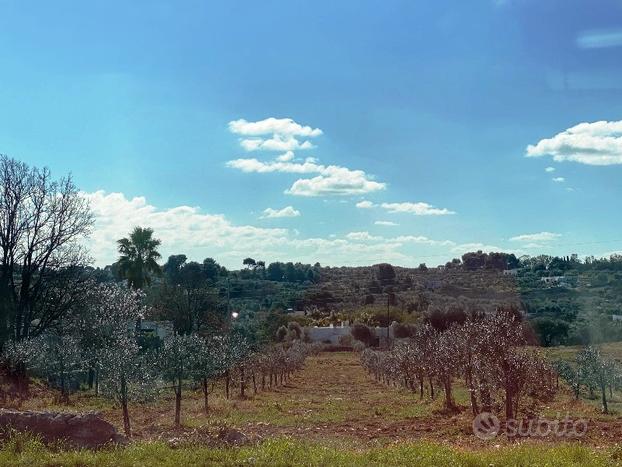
[235,352,622,447]
[236,352,468,445]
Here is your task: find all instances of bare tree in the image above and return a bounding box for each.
[0,155,93,343]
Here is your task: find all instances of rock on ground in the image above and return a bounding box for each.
[0,409,126,449]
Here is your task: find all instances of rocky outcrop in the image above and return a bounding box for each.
[0,409,126,449]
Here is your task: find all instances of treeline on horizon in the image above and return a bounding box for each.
[2,154,622,349]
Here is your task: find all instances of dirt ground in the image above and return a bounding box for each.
[8,352,622,448]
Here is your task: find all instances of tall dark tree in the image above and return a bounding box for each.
[0,156,93,343]
[375,263,396,286]
[116,227,161,289]
[162,254,187,285]
[202,257,223,283]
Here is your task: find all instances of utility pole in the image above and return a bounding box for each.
[386,292,390,339]
[227,277,231,316]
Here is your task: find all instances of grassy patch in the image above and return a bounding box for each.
[0,437,619,467]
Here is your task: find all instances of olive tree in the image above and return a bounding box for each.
[192,336,224,414]
[98,335,154,436]
[577,346,619,414]
[156,333,203,426]
[88,284,153,436]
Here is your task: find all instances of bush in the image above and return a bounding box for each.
[351,323,374,346]
[338,334,353,346]
[352,340,366,352]
[276,326,288,342]
[287,322,303,340]
[392,322,412,338]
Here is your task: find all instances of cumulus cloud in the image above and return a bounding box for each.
[374,220,398,226]
[82,190,521,268]
[226,158,320,174]
[355,199,455,216]
[240,136,315,152]
[229,117,322,137]
[227,117,386,197]
[450,242,502,254]
[260,206,301,219]
[395,235,455,246]
[346,231,382,241]
[229,117,322,152]
[526,120,622,166]
[552,177,565,183]
[81,191,417,267]
[509,231,561,242]
[83,191,289,267]
[227,157,385,197]
[344,232,454,247]
[545,166,556,172]
[356,200,376,209]
[380,202,455,216]
[276,151,295,162]
[286,169,386,197]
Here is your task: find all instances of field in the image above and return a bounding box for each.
[5,350,622,465]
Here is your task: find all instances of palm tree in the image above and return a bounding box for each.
[117,227,162,289]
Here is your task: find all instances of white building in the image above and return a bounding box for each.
[304,324,391,345]
[137,320,173,340]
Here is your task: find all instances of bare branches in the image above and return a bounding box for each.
[0,156,93,342]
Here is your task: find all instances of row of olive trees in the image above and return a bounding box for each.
[155,333,317,429]
[2,282,314,436]
[361,309,556,419]
[554,346,622,414]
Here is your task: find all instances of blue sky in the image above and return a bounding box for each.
[1,0,622,268]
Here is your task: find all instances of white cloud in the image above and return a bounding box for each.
[260,206,301,219]
[226,158,320,174]
[83,190,522,268]
[374,220,398,226]
[240,136,315,152]
[577,29,622,49]
[345,232,454,247]
[450,243,502,254]
[380,202,455,216]
[229,117,322,152]
[356,200,376,209]
[228,157,386,197]
[228,117,322,137]
[526,120,622,166]
[545,166,556,172]
[523,243,546,249]
[394,235,455,246]
[276,151,295,162]
[346,231,382,241]
[83,191,289,267]
[509,231,561,242]
[286,169,386,197]
[355,199,455,216]
[81,191,415,268]
[552,177,565,183]
[227,117,386,197]
[227,117,385,196]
